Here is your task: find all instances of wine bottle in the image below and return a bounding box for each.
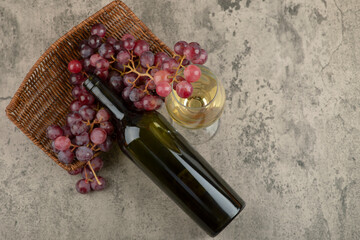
[84,75,245,237]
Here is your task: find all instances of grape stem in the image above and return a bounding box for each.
[87,161,101,185]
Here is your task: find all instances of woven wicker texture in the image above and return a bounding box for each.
[5,0,173,171]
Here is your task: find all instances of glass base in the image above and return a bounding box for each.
[170,119,221,145]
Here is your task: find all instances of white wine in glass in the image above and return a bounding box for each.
[165,65,225,143]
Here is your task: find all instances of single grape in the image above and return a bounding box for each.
[184,65,201,82]
[100,121,114,134]
[161,59,179,74]
[113,40,124,52]
[123,73,137,87]
[174,41,188,55]
[133,100,144,110]
[173,76,185,90]
[69,73,84,85]
[122,87,132,101]
[66,112,82,126]
[47,125,63,140]
[90,176,106,191]
[145,79,156,90]
[189,42,201,61]
[113,61,125,72]
[142,95,157,111]
[71,121,89,136]
[72,85,86,99]
[75,179,91,194]
[153,96,163,110]
[62,125,73,138]
[76,146,94,162]
[81,166,94,179]
[80,44,94,59]
[176,81,193,98]
[182,58,190,66]
[99,137,113,152]
[94,69,109,81]
[116,49,130,65]
[91,23,106,38]
[192,49,208,65]
[79,105,96,121]
[95,58,110,71]
[68,60,82,73]
[69,100,83,112]
[54,136,71,151]
[129,88,145,102]
[133,40,150,56]
[153,70,171,85]
[96,109,110,122]
[79,92,95,105]
[68,168,82,175]
[98,43,115,59]
[90,128,107,145]
[109,75,123,93]
[88,35,101,48]
[109,70,120,78]
[106,36,117,45]
[58,149,74,164]
[90,53,103,66]
[78,39,88,50]
[74,132,90,146]
[123,38,135,50]
[121,33,135,41]
[183,45,200,61]
[154,52,170,67]
[140,51,154,68]
[81,58,94,73]
[156,81,172,97]
[89,157,104,172]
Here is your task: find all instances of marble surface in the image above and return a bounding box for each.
[1,0,359,239]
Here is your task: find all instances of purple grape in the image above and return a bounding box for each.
[80,44,94,59]
[69,73,85,85]
[81,166,94,179]
[123,73,137,87]
[113,40,124,52]
[91,23,106,38]
[113,61,125,72]
[116,49,130,65]
[192,49,208,65]
[90,53,103,66]
[129,88,145,102]
[68,168,82,175]
[58,149,74,164]
[122,86,132,101]
[109,75,123,93]
[98,43,115,59]
[69,100,82,112]
[99,137,113,152]
[133,100,144,110]
[66,112,82,126]
[89,157,104,172]
[133,40,150,56]
[52,141,60,153]
[145,78,156,90]
[81,58,94,73]
[95,58,110,71]
[88,35,101,48]
[100,121,114,134]
[75,179,91,194]
[79,92,95,105]
[78,39,88,51]
[71,121,89,136]
[121,33,135,41]
[106,36,117,45]
[72,85,86,99]
[79,105,96,121]
[74,132,90,146]
[90,176,106,191]
[154,52,170,67]
[140,51,154,68]
[96,109,110,122]
[94,69,109,81]
[162,59,179,74]
[47,125,63,140]
[123,38,135,50]
[62,125,73,138]
[76,146,94,162]
[90,128,107,145]
[174,41,188,55]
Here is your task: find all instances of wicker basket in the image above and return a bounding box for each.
[5,0,173,171]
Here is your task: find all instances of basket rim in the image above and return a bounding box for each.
[5,0,173,171]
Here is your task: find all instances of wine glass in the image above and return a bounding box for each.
[165,65,226,144]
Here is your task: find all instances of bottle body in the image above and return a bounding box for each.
[85,76,245,237]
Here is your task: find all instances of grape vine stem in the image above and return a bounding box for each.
[87,161,101,185]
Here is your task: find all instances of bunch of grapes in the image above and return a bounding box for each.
[49,23,208,194]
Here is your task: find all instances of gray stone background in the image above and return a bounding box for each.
[0,0,359,239]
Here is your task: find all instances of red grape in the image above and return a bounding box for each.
[140,51,154,68]
[154,52,170,67]
[95,58,110,71]
[96,109,110,122]
[88,35,101,48]
[80,44,94,59]
[47,125,63,140]
[100,121,114,134]
[71,121,89,136]
[145,78,156,90]
[62,125,73,138]
[68,168,82,175]
[90,53,103,66]
[129,88,145,102]
[154,70,171,85]
[99,137,112,152]
[74,132,90,146]
[94,69,109,81]
[121,33,135,41]
[133,40,150,56]
[192,49,208,65]
[76,146,93,161]
[123,38,135,50]
[182,58,190,66]
[174,41,188,55]
[91,23,106,38]
[79,105,96,121]
[68,60,82,73]
[123,73,137,87]
[79,92,95,105]
[89,157,104,172]
[69,73,85,85]
[90,176,106,191]
[161,59,178,74]
[154,96,163,110]
[106,36,117,45]
[184,65,201,82]
[133,100,144,109]
[66,112,82,126]
[75,179,91,194]
[72,85,86,99]
[156,81,172,97]
[98,43,115,59]
[176,81,193,98]
[54,136,71,151]
[142,95,158,111]
[183,45,200,61]
[116,49,130,65]
[58,149,74,164]
[69,100,83,112]
[150,68,159,77]
[81,58,94,73]
[113,40,124,52]
[90,128,107,145]
[122,87,132,101]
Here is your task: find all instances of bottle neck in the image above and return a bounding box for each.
[84,75,129,121]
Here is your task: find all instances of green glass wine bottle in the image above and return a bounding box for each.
[84,75,245,237]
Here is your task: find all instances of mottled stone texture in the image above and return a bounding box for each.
[0,0,359,239]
